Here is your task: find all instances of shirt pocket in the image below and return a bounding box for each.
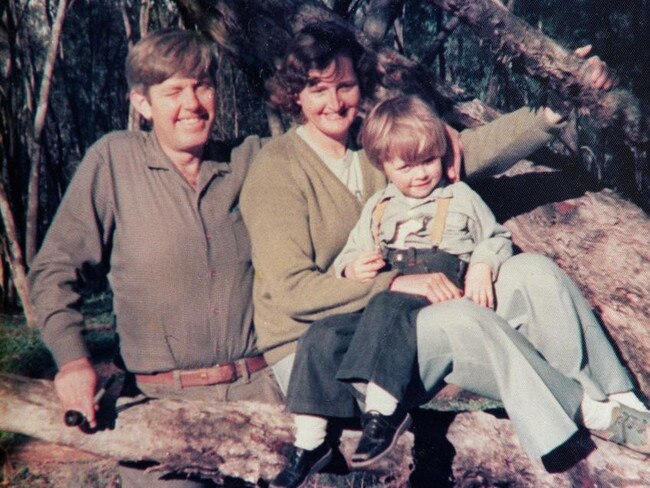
[230,208,252,263]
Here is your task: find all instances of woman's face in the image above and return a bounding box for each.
[297,55,361,146]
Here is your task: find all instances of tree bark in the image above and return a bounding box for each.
[478,162,650,394]
[25,0,69,265]
[361,0,405,45]
[422,15,461,68]
[2,372,649,487]
[0,374,413,487]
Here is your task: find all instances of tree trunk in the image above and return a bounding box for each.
[361,0,405,45]
[25,0,69,265]
[422,15,461,68]
[0,181,35,325]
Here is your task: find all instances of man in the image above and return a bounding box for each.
[28,29,283,487]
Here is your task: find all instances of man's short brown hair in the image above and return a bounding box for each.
[126,29,217,93]
[361,95,447,169]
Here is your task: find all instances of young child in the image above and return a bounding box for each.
[333,94,514,465]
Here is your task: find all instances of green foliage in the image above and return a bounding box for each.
[80,291,114,326]
[0,315,54,378]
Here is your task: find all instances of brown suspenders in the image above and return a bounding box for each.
[370,193,452,247]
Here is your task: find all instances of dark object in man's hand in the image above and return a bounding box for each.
[63,374,117,427]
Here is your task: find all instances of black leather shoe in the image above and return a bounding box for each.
[270,442,333,488]
[351,408,412,468]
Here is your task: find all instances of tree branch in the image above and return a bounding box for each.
[26,0,69,265]
[427,0,649,206]
[422,15,461,67]
[361,0,405,45]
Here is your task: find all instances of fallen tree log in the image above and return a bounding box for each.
[2,372,649,487]
[477,160,650,394]
[0,373,413,486]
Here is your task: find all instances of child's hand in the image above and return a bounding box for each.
[343,250,386,282]
[464,263,494,308]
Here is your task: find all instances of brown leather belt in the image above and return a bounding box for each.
[135,355,267,387]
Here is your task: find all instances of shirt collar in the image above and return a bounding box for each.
[145,131,232,177]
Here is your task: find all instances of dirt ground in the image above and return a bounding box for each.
[4,439,118,487]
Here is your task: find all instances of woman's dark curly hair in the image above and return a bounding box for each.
[266,21,376,117]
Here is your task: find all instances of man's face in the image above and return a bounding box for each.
[383,156,443,199]
[133,75,216,158]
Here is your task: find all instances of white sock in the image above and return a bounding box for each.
[293,414,328,451]
[608,391,649,412]
[365,382,398,416]
[580,393,618,430]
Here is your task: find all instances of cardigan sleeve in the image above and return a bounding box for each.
[241,143,397,323]
[332,190,384,277]
[460,107,565,181]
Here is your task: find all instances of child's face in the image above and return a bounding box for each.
[383,156,443,199]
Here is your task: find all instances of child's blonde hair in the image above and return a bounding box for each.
[361,95,447,169]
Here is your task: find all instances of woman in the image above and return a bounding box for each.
[240,22,647,488]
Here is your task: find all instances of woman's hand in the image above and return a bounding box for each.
[574,45,618,91]
[343,250,385,282]
[464,262,494,309]
[390,272,463,303]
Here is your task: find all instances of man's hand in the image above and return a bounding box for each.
[464,262,494,309]
[344,250,385,282]
[54,357,99,428]
[390,272,463,303]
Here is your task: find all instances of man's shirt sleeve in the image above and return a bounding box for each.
[28,140,115,367]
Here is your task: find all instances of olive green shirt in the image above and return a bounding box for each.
[28,131,263,373]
